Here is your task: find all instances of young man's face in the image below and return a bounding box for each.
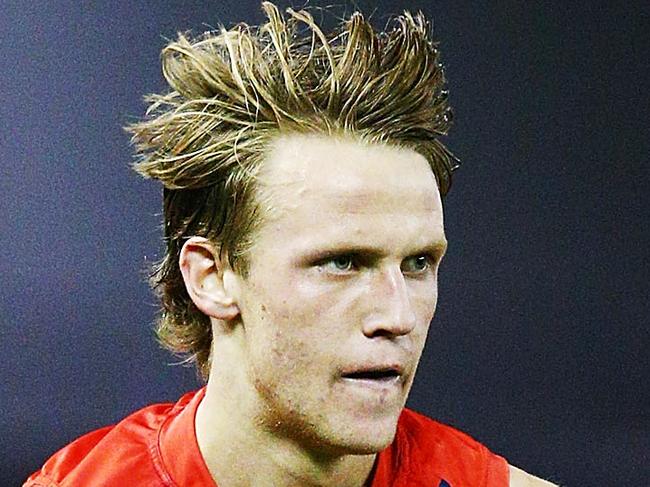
[234,133,446,455]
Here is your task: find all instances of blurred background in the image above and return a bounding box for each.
[2,0,648,485]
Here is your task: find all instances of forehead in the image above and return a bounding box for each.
[260,133,441,213]
[253,133,445,250]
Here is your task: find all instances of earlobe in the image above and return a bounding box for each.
[179,237,240,320]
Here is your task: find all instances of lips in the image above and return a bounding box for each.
[340,364,404,382]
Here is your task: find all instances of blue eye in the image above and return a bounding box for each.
[332,256,354,271]
[317,254,434,274]
[401,255,431,273]
[321,255,355,272]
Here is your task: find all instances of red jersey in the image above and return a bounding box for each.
[25,388,508,486]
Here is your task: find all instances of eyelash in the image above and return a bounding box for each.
[317,254,436,274]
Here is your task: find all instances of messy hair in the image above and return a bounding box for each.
[126,1,458,381]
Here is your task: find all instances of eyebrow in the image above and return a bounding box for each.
[301,239,448,263]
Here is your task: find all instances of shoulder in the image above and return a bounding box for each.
[398,408,488,451]
[508,465,560,486]
[396,409,509,485]
[24,401,177,487]
[397,410,559,486]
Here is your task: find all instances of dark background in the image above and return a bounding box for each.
[2,1,648,485]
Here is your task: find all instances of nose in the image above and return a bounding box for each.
[362,265,417,338]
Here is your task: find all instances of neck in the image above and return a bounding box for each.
[195,362,377,487]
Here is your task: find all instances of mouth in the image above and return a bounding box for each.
[340,366,404,387]
[341,369,401,381]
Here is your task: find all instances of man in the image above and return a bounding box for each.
[26,3,558,486]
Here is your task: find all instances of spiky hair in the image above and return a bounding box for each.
[126,1,458,380]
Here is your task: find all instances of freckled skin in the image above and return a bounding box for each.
[240,134,445,451]
[196,133,447,485]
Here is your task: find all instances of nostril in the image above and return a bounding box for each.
[362,311,417,338]
[366,328,404,339]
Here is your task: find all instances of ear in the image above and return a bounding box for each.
[179,237,240,321]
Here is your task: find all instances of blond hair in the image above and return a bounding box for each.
[126,1,458,380]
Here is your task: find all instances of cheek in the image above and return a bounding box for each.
[410,281,439,335]
[248,325,326,412]
[248,298,326,383]
[259,274,343,340]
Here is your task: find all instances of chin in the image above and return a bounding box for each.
[326,432,397,457]
[318,410,401,456]
[343,437,395,456]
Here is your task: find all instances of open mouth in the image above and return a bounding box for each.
[342,369,401,381]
